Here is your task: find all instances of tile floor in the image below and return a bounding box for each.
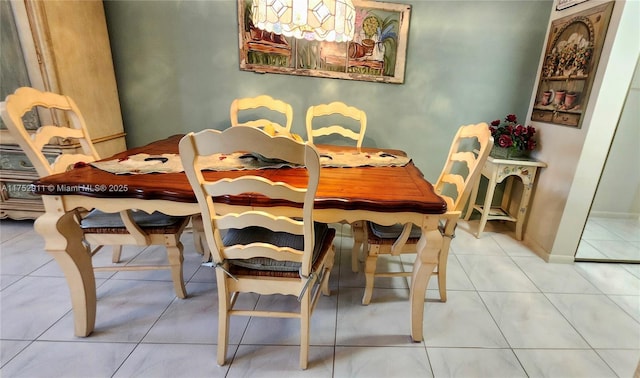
[1,218,639,377]
[576,216,640,262]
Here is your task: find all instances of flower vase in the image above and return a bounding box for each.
[490,146,528,159]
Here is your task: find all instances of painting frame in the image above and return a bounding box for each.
[237,0,411,84]
[531,1,614,128]
[556,0,589,11]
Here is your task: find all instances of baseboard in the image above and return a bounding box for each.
[547,254,576,264]
[590,210,639,219]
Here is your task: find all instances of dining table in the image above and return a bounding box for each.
[32,134,452,342]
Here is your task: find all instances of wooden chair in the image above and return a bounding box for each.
[305,101,367,151]
[191,95,295,258]
[0,87,189,298]
[306,101,367,271]
[189,95,295,257]
[179,126,335,369]
[230,94,293,133]
[356,123,493,305]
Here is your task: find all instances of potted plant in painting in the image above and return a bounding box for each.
[488,114,537,159]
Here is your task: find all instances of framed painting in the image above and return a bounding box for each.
[531,1,614,128]
[237,0,411,84]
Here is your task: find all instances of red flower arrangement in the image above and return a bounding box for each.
[489,114,537,152]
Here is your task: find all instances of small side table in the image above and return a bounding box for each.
[464,155,547,240]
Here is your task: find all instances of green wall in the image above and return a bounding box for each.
[103,0,551,181]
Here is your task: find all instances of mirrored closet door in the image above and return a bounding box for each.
[575,57,640,263]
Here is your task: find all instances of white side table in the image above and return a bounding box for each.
[464,155,547,240]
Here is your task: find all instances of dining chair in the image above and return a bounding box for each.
[0,87,189,298]
[186,94,296,257]
[355,122,493,305]
[305,101,367,151]
[305,101,367,271]
[230,94,293,133]
[179,126,336,369]
[187,95,296,258]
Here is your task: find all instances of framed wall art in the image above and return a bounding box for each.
[531,1,614,128]
[556,0,590,11]
[237,0,411,84]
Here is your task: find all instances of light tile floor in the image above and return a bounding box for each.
[1,218,639,377]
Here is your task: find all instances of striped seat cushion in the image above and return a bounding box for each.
[224,222,331,272]
[368,222,422,240]
[80,209,187,234]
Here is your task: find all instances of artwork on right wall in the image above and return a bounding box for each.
[531,1,614,128]
[556,0,590,11]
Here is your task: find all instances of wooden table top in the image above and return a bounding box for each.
[34,135,446,214]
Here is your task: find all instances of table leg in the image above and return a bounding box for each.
[351,221,365,273]
[34,204,96,337]
[191,215,208,260]
[409,220,442,342]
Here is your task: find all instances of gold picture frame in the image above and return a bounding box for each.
[531,1,614,128]
[237,0,411,84]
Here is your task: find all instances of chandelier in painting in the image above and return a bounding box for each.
[251,0,356,42]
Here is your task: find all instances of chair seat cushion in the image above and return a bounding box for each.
[80,209,187,234]
[224,222,330,272]
[369,222,422,239]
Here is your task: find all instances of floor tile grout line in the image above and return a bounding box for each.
[537,290,622,376]
[572,263,618,297]
[95,272,182,376]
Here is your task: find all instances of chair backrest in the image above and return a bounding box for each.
[305,101,367,150]
[434,122,493,213]
[230,95,293,134]
[179,126,321,277]
[1,87,100,177]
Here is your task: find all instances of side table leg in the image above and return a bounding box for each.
[35,204,96,337]
[515,181,534,241]
[409,219,442,342]
[476,173,498,239]
[501,176,514,212]
[464,176,481,221]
